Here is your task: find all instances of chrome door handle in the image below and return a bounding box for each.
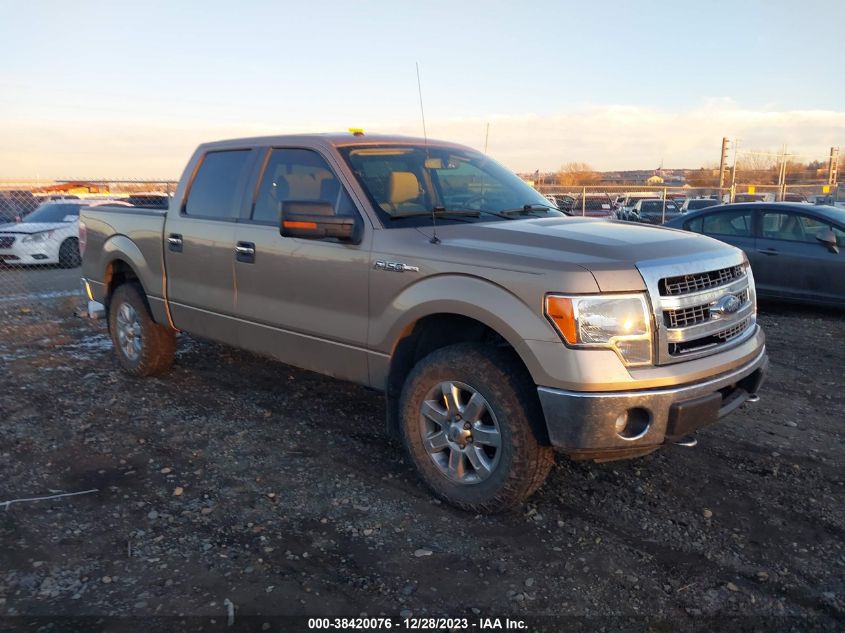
[167,234,183,252]
[235,245,255,255]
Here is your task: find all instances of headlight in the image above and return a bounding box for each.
[22,230,53,244]
[545,293,653,366]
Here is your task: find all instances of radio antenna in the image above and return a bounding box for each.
[415,62,429,152]
[416,62,439,244]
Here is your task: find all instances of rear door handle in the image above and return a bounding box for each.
[757,248,779,256]
[235,241,256,263]
[167,233,183,252]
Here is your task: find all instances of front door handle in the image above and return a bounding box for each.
[235,241,256,263]
[168,233,183,252]
[757,248,779,256]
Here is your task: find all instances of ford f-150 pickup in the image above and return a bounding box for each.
[80,133,768,512]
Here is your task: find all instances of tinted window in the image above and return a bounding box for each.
[761,212,832,243]
[185,150,251,219]
[695,210,751,236]
[23,203,81,223]
[252,149,357,224]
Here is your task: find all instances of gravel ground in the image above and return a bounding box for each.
[0,297,842,632]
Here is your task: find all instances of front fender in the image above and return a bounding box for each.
[368,274,561,387]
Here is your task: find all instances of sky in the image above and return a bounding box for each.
[2,0,844,178]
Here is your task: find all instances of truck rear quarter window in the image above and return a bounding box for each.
[185,150,251,219]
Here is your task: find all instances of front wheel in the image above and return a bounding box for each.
[399,343,554,513]
[108,283,176,376]
[58,238,81,268]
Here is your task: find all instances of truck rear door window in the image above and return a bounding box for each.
[185,150,251,219]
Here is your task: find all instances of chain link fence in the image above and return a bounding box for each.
[0,180,176,309]
[0,177,842,308]
[535,183,844,219]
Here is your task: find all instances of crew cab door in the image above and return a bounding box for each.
[164,148,256,344]
[231,147,371,383]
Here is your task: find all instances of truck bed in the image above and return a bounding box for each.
[80,204,167,306]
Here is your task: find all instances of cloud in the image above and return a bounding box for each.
[1,103,843,178]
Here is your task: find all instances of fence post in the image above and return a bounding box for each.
[582,186,586,216]
[662,187,667,224]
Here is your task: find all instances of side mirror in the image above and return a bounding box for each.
[816,228,839,254]
[280,201,362,244]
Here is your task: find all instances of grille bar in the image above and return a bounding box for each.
[669,318,752,356]
[0,236,15,248]
[659,265,744,296]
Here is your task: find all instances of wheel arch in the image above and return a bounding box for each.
[383,311,551,446]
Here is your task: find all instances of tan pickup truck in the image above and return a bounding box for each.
[80,133,767,512]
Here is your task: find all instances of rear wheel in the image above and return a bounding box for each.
[400,343,554,513]
[108,283,175,376]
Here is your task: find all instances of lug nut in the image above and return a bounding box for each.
[463,422,471,430]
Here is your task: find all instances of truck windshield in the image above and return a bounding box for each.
[339,145,563,227]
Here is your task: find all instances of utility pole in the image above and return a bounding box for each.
[777,145,788,201]
[729,139,739,203]
[829,147,839,186]
[718,137,730,189]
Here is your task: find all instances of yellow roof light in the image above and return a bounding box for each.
[348,128,365,136]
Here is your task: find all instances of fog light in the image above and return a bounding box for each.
[614,407,651,440]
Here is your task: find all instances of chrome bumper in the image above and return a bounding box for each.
[537,347,768,458]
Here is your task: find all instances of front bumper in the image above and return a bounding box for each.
[537,347,768,459]
[0,239,56,264]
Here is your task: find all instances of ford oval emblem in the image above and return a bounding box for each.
[712,294,742,317]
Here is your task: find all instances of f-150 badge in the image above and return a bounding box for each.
[374,261,420,273]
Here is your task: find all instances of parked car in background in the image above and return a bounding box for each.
[0,190,40,223]
[0,199,128,267]
[569,193,614,217]
[781,192,809,204]
[665,202,845,307]
[619,199,681,224]
[546,193,575,214]
[125,192,171,209]
[680,198,720,213]
[617,193,661,218]
[733,193,771,203]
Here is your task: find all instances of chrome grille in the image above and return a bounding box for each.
[669,318,751,356]
[638,254,757,365]
[664,289,748,328]
[659,265,744,296]
[0,236,15,248]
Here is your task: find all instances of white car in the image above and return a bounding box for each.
[0,200,126,267]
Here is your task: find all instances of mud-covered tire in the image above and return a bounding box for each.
[58,238,81,268]
[399,343,554,513]
[108,283,176,377]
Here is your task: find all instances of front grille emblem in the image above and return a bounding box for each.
[711,294,742,318]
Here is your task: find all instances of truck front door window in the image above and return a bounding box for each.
[252,149,357,224]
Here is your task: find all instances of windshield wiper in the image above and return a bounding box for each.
[388,207,516,221]
[496,203,562,217]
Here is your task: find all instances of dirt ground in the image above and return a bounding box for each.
[0,297,842,632]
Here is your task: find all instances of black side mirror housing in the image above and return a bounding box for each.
[816,228,839,254]
[280,201,362,244]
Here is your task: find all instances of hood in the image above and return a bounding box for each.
[0,222,70,234]
[415,216,735,291]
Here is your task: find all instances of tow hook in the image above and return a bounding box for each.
[673,435,698,448]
